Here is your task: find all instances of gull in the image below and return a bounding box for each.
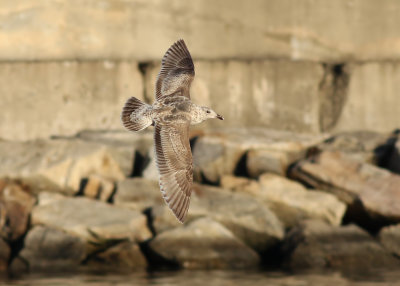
[121,39,223,223]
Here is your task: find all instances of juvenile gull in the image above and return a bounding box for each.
[121,39,223,223]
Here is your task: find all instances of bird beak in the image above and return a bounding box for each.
[216,114,224,120]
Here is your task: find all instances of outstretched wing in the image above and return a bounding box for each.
[155,39,195,100]
[154,122,193,222]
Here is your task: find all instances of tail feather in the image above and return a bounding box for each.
[121,97,152,132]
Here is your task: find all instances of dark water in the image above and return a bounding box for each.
[1,270,400,286]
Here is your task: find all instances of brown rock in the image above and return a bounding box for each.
[149,217,260,269]
[82,174,115,202]
[379,224,400,257]
[220,175,260,195]
[0,179,36,241]
[87,241,147,271]
[283,220,400,271]
[0,238,10,271]
[290,151,400,223]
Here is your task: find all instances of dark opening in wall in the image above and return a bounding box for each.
[318,63,350,132]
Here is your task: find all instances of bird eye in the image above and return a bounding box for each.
[206,110,211,114]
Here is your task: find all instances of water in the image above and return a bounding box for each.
[1,270,400,286]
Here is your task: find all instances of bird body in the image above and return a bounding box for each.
[121,40,223,222]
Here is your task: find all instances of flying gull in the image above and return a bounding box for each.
[121,39,223,223]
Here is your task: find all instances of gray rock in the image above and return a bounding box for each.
[149,217,260,269]
[379,224,400,257]
[31,197,152,252]
[152,184,284,253]
[258,174,346,227]
[114,178,162,211]
[0,179,36,241]
[290,151,400,223]
[87,241,147,271]
[0,139,127,194]
[19,226,86,271]
[317,131,389,164]
[73,129,154,177]
[0,238,10,271]
[195,185,284,253]
[283,220,400,271]
[192,128,327,183]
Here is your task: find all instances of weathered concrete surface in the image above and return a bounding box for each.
[334,62,400,133]
[1,1,400,62]
[149,217,260,269]
[146,61,323,133]
[0,61,143,140]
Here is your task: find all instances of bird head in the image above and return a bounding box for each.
[202,106,224,120]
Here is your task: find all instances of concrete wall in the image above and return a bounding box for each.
[1,0,400,140]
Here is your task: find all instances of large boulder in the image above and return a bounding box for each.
[0,139,129,194]
[379,224,400,257]
[290,151,400,224]
[282,220,400,271]
[31,197,152,253]
[87,241,147,271]
[149,217,260,269]
[257,174,346,227]
[192,128,326,183]
[19,226,86,271]
[0,179,36,241]
[152,184,284,253]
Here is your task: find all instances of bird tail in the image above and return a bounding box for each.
[121,97,152,132]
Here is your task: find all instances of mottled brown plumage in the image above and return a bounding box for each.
[121,39,223,222]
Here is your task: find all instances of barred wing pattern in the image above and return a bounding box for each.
[155,39,195,100]
[154,122,193,222]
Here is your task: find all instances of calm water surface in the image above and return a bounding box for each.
[1,270,400,286]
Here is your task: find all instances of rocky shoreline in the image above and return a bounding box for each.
[0,128,400,275]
